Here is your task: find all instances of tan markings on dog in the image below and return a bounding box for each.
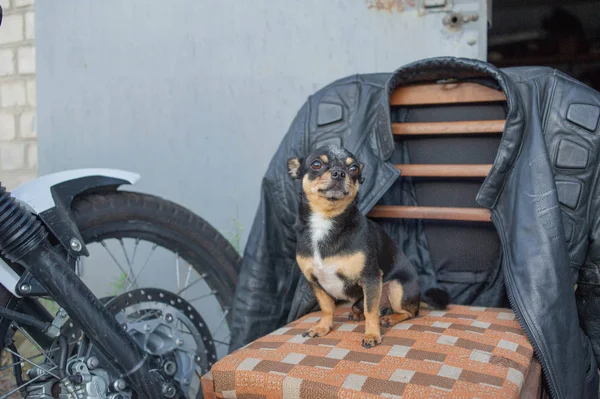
[320,155,328,163]
[362,278,382,348]
[380,282,392,309]
[388,280,404,310]
[321,252,365,281]
[287,158,302,179]
[305,284,336,338]
[296,255,336,337]
[302,173,359,219]
[380,280,416,328]
[380,312,411,327]
[296,255,314,280]
[346,157,354,166]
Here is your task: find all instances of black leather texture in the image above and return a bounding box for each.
[229,57,600,399]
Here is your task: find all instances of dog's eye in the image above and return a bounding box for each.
[349,164,359,174]
[311,160,322,170]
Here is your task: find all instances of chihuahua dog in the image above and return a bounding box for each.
[288,144,449,348]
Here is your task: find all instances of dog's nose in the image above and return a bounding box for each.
[331,170,346,180]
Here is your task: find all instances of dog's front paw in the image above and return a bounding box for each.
[361,333,382,349]
[302,324,332,338]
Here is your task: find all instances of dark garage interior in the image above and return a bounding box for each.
[489,0,600,91]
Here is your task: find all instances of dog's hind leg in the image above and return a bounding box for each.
[379,279,419,328]
[380,251,420,328]
[349,297,365,321]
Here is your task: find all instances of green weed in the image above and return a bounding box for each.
[224,217,243,254]
[112,272,128,295]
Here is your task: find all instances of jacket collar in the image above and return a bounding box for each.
[382,56,525,208]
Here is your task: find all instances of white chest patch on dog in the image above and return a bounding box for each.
[309,213,332,269]
[309,213,332,244]
[308,213,347,299]
[312,262,348,300]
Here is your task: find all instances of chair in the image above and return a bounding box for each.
[201,82,546,399]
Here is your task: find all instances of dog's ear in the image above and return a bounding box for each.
[287,157,303,179]
[359,163,366,184]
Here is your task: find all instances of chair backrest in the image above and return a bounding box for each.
[368,82,508,300]
[369,82,506,222]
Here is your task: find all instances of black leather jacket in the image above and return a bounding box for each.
[230,57,600,398]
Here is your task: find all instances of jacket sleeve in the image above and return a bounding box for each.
[577,180,600,369]
[228,102,309,352]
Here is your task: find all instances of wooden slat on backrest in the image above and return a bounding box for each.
[392,120,505,135]
[395,164,492,177]
[369,205,492,222]
[390,82,506,106]
[368,81,506,222]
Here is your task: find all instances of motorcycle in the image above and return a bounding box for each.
[0,169,240,398]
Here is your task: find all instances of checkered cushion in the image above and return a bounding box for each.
[202,305,541,398]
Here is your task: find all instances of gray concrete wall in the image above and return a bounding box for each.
[36,0,488,253]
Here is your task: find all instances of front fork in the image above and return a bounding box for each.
[0,184,182,398]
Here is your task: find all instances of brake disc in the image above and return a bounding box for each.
[48,288,217,397]
[107,288,217,377]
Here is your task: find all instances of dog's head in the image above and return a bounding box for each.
[287,145,364,215]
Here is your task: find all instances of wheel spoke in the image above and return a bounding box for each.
[119,238,136,292]
[212,308,230,337]
[181,263,193,301]
[0,339,78,374]
[119,238,132,270]
[177,273,207,296]
[0,337,81,396]
[176,253,181,292]
[16,326,56,367]
[101,241,137,289]
[3,347,60,380]
[131,238,140,266]
[0,352,44,373]
[0,366,58,399]
[126,243,158,291]
[187,291,215,303]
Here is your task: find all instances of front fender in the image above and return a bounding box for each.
[12,168,140,257]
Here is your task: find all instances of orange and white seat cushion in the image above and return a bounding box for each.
[201,304,543,399]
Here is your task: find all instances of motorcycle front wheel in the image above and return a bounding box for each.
[0,191,241,398]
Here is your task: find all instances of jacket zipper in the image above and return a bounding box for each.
[492,212,560,399]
